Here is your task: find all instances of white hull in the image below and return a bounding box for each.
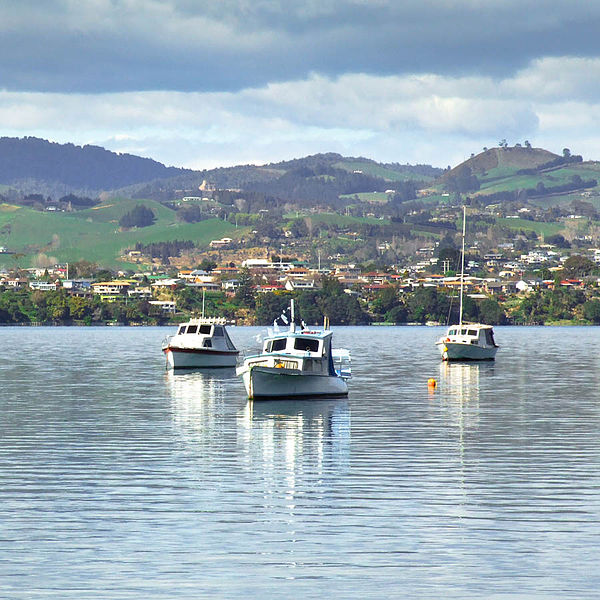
[437,341,497,361]
[164,347,238,369]
[240,366,348,399]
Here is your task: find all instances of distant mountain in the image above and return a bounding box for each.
[0,137,190,195]
[126,153,443,202]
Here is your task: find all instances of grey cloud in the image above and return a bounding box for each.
[2,1,600,93]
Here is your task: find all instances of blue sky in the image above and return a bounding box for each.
[2,0,600,169]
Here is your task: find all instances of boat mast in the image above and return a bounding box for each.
[290,298,296,333]
[202,288,206,319]
[459,205,466,327]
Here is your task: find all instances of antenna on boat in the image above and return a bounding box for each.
[290,299,296,332]
[459,205,466,327]
[202,287,206,319]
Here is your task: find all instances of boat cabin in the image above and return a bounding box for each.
[171,318,237,351]
[243,330,336,375]
[446,325,497,347]
[263,333,323,356]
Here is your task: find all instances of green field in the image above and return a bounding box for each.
[479,164,600,195]
[0,198,242,268]
[339,192,391,203]
[496,217,564,236]
[285,212,384,226]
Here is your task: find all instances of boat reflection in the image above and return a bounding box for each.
[165,367,236,443]
[436,361,494,452]
[237,398,351,474]
[437,361,493,404]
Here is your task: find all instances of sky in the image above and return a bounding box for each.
[2,0,600,170]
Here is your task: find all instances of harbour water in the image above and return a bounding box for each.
[1,325,600,598]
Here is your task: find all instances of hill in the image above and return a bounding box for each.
[0,137,190,196]
[443,147,560,180]
[0,199,240,268]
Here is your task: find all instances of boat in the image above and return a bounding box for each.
[435,206,499,361]
[236,300,351,399]
[162,317,239,369]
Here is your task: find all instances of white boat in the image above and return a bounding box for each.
[236,301,351,399]
[162,317,239,369]
[436,206,499,361]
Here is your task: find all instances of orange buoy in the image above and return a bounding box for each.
[427,378,437,388]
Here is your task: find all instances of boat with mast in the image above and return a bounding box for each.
[435,206,499,361]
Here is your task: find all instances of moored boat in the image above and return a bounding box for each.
[436,206,499,361]
[162,317,239,369]
[236,301,350,399]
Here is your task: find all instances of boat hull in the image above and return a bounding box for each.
[241,366,348,399]
[437,341,497,361]
[164,347,238,369]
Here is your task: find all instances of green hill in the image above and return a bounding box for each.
[0,199,241,268]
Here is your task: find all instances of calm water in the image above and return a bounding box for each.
[1,325,600,598]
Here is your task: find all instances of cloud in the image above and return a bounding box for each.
[1,54,599,169]
[2,1,600,93]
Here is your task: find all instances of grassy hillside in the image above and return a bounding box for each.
[0,199,241,268]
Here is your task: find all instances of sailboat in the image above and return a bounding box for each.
[435,206,499,361]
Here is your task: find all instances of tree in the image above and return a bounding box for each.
[234,267,255,308]
[479,299,506,325]
[563,255,596,278]
[563,148,571,158]
[583,300,600,323]
[198,259,217,272]
[524,140,531,149]
[119,204,156,228]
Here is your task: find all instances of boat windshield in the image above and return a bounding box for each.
[199,324,211,335]
[267,338,287,352]
[448,329,457,335]
[467,329,477,336]
[485,329,496,346]
[177,326,185,335]
[213,326,224,336]
[187,325,198,334]
[294,338,320,353]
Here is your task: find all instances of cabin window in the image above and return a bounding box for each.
[467,329,477,336]
[448,329,456,335]
[294,338,320,353]
[485,330,496,346]
[460,328,468,335]
[177,326,185,335]
[186,325,198,334]
[199,325,211,334]
[203,339,212,348]
[269,338,287,352]
[213,326,224,337]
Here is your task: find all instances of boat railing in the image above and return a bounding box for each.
[332,348,352,379]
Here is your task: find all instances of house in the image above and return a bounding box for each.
[149,300,177,314]
[92,281,132,295]
[209,237,233,248]
[30,280,61,291]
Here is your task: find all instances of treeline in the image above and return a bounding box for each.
[3,281,600,326]
[246,166,388,206]
[134,240,195,259]
[517,153,583,175]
